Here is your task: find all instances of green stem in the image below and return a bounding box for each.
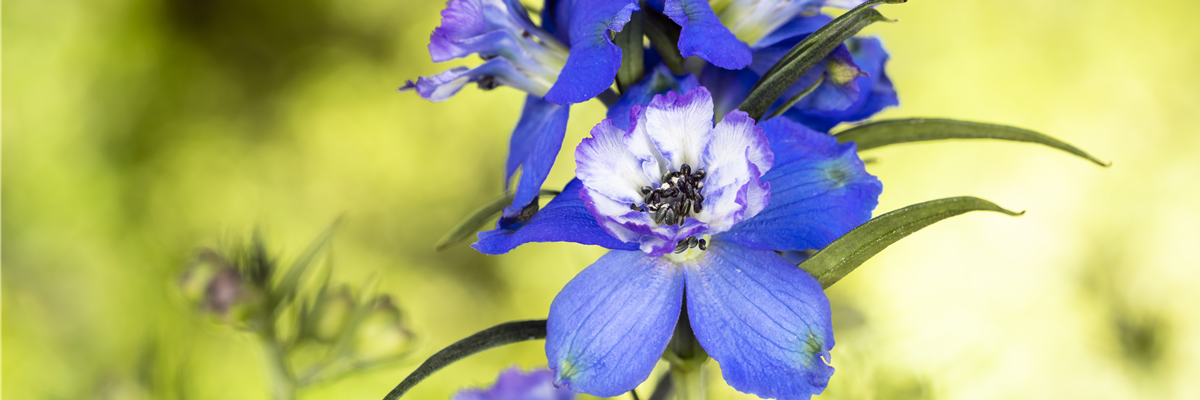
[663,299,707,400]
[261,338,296,400]
[669,363,705,400]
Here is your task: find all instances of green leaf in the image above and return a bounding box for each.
[434,190,560,251]
[800,197,1023,289]
[737,0,903,120]
[381,320,548,400]
[272,220,342,312]
[765,72,824,120]
[835,118,1110,167]
[616,11,646,93]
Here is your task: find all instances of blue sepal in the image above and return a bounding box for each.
[783,36,898,132]
[717,117,881,252]
[546,250,684,397]
[682,241,836,400]
[475,179,640,255]
[502,95,571,223]
[543,0,640,104]
[660,0,752,70]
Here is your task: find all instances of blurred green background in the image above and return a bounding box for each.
[4,0,1199,399]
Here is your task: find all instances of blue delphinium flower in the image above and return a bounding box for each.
[701,14,898,131]
[402,0,640,225]
[474,86,881,398]
[642,0,866,70]
[453,367,574,400]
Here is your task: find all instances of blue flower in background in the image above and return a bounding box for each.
[643,0,866,70]
[402,0,641,226]
[701,14,898,132]
[474,86,881,398]
[453,367,574,400]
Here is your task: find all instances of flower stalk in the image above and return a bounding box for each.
[664,300,708,400]
[260,337,296,400]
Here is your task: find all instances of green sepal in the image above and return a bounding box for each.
[380,320,548,400]
[835,118,1110,167]
[737,0,904,120]
[800,197,1023,289]
[433,190,560,251]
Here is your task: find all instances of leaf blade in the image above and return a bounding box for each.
[835,118,1110,167]
[800,197,1022,289]
[434,190,560,251]
[381,320,548,400]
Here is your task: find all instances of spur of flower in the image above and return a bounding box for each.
[474,86,881,399]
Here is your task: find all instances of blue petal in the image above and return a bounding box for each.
[546,250,684,397]
[543,0,640,104]
[607,65,699,131]
[681,241,835,400]
[474,179,639,255]
[452,367,575,400]
[717,117,881,252]
[783,36,898,132]
[662,0,752,70]
[502,95,571,221]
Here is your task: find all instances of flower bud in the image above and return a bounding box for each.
[306,285,355,343]
[179,249,261,324]
[353,295,414,361]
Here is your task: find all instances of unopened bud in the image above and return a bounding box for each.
[179,249,260,324]
[307,286,355,342]
[354,295,413,360]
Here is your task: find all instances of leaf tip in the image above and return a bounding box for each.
[996,208,1026,217]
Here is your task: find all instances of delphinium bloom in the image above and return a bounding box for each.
[402,0,640,224]
[474,86,881,398]
[453,367,574,400]
[642,0,867,70]
[701,13,897,132]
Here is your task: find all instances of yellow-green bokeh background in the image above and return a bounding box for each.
[4,0,1199,398]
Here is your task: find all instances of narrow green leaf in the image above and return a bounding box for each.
[273,220,342,311]
[765,73,825,120]
[835,118,1110,167]
[381,320,548,400]
[738,0,903,120]
[434,190,560,251]
[616,11,646,93]
[800,197,1023,289]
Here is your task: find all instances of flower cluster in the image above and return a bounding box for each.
[404,0,897,398]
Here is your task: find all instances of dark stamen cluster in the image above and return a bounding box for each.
[627,163,709,254]
[674,236,708,254]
